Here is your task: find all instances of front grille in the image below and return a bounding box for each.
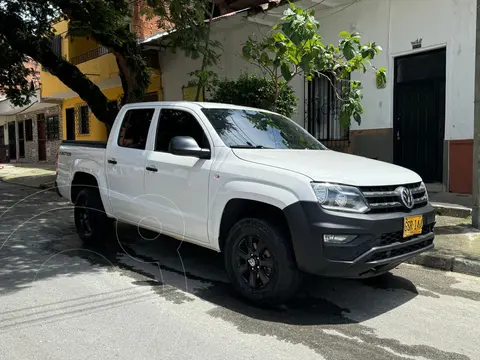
[360,182,428,213]
[378,223,435,246]
[366,239,434,262]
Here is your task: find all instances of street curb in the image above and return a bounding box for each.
[433,204,471,219]
[406,251,480,277]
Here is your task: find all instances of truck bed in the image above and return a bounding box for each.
[62,140,107,148]
[56,140,107,201]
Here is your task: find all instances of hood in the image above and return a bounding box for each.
[232,149,422,186]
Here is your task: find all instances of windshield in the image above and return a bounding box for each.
[201,108,326,150]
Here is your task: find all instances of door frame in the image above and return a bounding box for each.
[65,107,76,140]
[392,46,447,186]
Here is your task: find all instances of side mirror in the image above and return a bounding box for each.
[168,136,211,159]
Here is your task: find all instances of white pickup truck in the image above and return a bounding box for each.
[56,101,435,305]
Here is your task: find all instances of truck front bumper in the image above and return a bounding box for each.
[283,201,435,278]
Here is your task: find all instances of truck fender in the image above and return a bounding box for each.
[208,180,299,250]
[71,158,113,217]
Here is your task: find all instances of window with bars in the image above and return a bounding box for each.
[79,106,90,135]
[25,119,33,141]
[46,116,60,140]
[42,35,62,71]
[306,73,350,149]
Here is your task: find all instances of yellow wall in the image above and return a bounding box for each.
[42,53,119,98]
[61,72,163,141]
[69,36,99,59]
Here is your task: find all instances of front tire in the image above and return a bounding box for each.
[74,188,112,244]
[224,218,301,306]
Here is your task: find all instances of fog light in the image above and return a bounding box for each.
[323,234,357,244]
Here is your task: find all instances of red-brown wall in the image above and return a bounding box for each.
[449,140,473,194]
[132,1,166,41]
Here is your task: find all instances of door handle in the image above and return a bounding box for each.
[107,158,117,165]
[396,131,401,140]
[146,165,158,172]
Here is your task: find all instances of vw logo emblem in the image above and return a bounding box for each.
[396,186,414,209]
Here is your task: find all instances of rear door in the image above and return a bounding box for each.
[105,107,157,224]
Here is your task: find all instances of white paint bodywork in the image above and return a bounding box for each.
[57,102,422,251]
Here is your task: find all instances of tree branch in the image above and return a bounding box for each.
[0,10,117,125]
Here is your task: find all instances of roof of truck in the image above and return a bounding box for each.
[121,101,267,112]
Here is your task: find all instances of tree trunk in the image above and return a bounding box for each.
[0,12,118,126]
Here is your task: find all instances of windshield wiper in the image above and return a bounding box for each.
[230,145,272,149]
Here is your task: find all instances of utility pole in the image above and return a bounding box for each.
[473,0,480,228]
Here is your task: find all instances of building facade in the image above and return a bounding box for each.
[0,59,61,164]
[156,0,476,194]
[40,12,163,143]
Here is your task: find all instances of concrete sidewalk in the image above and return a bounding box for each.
[0,163,56,190]
[429,192,472,218]
[408,215,480,277]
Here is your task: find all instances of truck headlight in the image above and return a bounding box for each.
[310,182,369,213]
[420,181,429,201]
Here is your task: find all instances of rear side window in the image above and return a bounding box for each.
[118,108,155,150]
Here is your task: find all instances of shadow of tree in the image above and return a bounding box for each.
[0,183,469,359]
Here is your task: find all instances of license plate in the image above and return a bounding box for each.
[403,215,423,238]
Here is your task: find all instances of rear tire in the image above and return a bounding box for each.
[224,217,301,306]
[74,187,112,244]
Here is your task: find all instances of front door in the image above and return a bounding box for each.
[393,48,446,183]
[105,107,156,224]
[8,122,16,161]
[143,107,212,243]
[37,115,47,161]
[66,108,76,140]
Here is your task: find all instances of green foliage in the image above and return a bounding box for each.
[242,2,387,127]
[0,0,150,124]
[211,74,298,118]
[146,0,221,99]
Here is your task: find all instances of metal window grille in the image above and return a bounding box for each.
[77,105,90,135]
[306,73,350,151]
[46,115,60,140]
[42,35,62,71]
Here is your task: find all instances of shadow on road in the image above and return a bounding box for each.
[0,183,418,327]
[68,222,421,327]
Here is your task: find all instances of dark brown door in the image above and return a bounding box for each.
[8,122,16,161]
[66,108,76,140]
[0,126,5,162]
[393,48,446,183]
[37,115,47,161]
[18,121,25,159]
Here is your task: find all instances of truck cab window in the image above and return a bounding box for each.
[118,108,155,150]
[155,109,210,152]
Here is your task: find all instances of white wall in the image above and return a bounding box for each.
[159,12,306,125]
[315,0,476,139]
[160,0,476,139]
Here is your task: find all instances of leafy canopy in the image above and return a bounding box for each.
[211,74,297,118]
[242,3,387,127]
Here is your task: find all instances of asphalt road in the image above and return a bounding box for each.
[0,182,479,360]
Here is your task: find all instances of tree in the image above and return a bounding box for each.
[0,0,222,128]
[146,0,222,99]
[211,74,297,117]
[242,3,387,127]
[0,0,151,127]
